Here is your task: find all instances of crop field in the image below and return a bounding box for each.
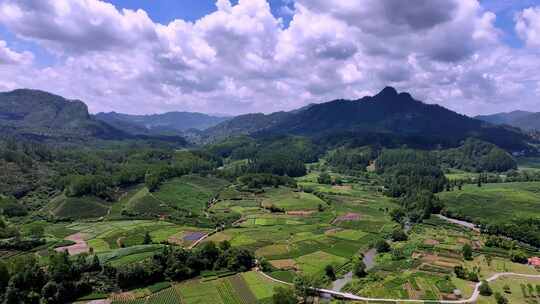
[171,273,265,304]
[438,182,540,223]
[261,187,326,211]
[295,250,348,275]
[125,187,174,216]
[122,175,228,219]
[241,272,278,302]
[45,194,112,219]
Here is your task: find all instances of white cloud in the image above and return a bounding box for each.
[0,0,538,116]
[0,40,33,65]
[516,6,540,48]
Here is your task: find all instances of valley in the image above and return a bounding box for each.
[0,88,540,304]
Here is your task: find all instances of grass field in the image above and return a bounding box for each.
[438,182,540,223]
[261,187,326,211]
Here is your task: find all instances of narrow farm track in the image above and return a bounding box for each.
[260,271,540,303]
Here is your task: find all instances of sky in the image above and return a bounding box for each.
[0,0,539,116]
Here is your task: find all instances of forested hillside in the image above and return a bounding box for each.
[204,87,533,152]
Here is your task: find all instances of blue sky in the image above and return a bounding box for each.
[107,0,294,24]
[0,0,539,116]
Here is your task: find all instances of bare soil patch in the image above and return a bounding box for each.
[324,228,343,236]
[110,291,137,302]
[55,232,89,255]
[424,239,440,246]
[332,212,361,224]
[269,259,298,270]
[333,185,352,191]
[286,210,315,216]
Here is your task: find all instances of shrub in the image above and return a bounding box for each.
[479,280,493,296]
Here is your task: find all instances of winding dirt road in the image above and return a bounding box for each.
[260,271,540,303]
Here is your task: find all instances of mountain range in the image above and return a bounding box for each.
[202,87,532,151]
[475,111,540,131]
[94,111,230,135]
[0,87,535,152]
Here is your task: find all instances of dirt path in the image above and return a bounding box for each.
[436,214,480,232]
[260,271,540,303]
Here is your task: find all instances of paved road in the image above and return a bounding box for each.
[260,271,540,303]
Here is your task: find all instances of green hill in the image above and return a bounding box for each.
[0,89,127,140]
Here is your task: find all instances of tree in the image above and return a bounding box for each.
[90,255,101,272]
[145,173,161,192]
[219,240,231,251]
[375,240,391,253]
[352,255,367,278]
[391,228,408,242]
[272,286,297,304]
[317,172,332,185]
[293,275,320,303]
[143,231,152,245]
[28,224,44,239]
[479,280,493,296]
[510,251,528,264]
[324,265,336,280]
[494,292,508,304]
[462,244,473,261]
[0,261,9,292]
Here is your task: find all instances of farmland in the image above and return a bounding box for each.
[108,271,276,304]
[438,182,540,223]
[7,171,540,304]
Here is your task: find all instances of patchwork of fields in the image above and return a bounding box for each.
[205,180,397,278]
[20,173,540,303]
[109,271,277,304]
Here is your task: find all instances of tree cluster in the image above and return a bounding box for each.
[112,241,254,290]
[2,252,101,304]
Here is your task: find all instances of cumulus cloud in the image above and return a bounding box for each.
[0,0,157,54]
[0,40,33,65]
[516,6,540,48]
[0,0,538,115]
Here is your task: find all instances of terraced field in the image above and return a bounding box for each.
[109,271,273,304]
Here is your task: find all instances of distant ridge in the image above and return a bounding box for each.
[476,110,540,131]
[94,111,231,135]
[203,87,533,151]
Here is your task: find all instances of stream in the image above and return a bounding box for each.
[331,248,377,292]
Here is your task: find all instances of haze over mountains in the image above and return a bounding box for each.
[0,87,535,152]
[476,111,540,131]
[94,111,231,135]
